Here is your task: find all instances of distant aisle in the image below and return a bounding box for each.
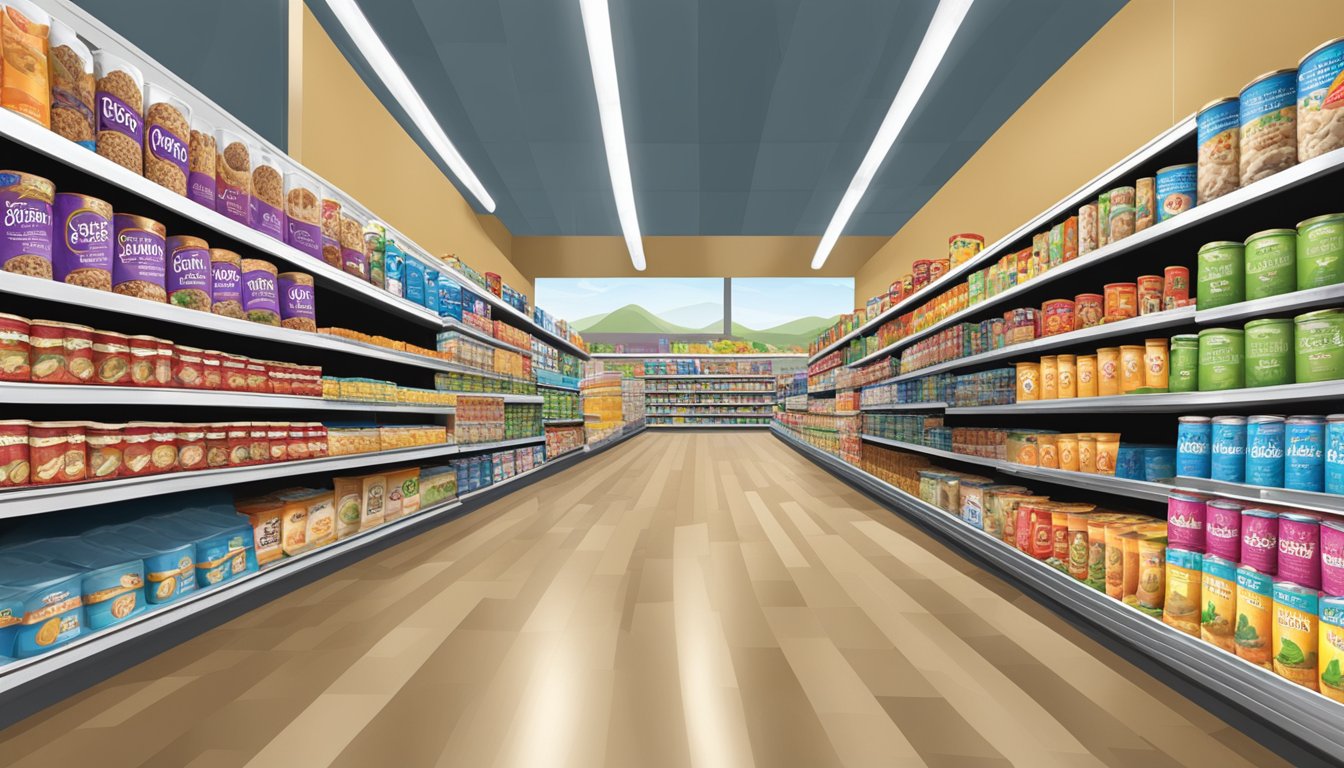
[0,432,1287,768]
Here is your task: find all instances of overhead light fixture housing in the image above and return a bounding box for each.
[321,0,497,213]
[811,0,973,269]
[579,0,647,271]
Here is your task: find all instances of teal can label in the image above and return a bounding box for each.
[1298,215,1344,290]
[1295,309,1344,383]
[1247,416,1286,487]
[1197,242,1245,309]
[1286,416,1325,492]
[1170,340,1199,392]
[1198,330,1245,391]
[1244,230,1296,300]
[1155,164,1196,221]
[1244,318,1294,388]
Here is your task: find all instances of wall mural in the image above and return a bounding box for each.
[536,277,852,354]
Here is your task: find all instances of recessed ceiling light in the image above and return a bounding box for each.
[579,0,647,271]
[321,0,497,213]
[811,0,974,269]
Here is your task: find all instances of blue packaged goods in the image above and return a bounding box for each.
[1246,415,1286,487]
[1177,416,1212,478]
[1115,444,1143,480]
[384,239,405,297]
[94,525,197,605]
[405,257,426,306]
[1144,446,1176,481]
[1211,415,1247,483]
[154,510,259,587]
[1328,414,1344,495]
[1155,164,1196,222]
[1285,415,1325,492]
[19,537,145,631]
[0,555,84,658]
[1197,97,1240,204]
[424,269,441,315]
[0,587,21,660]
[439,275,462,320]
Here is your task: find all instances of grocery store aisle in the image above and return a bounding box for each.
[0,432,1288,768]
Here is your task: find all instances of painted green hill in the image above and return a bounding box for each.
[731,315,837,349]
[575,304,699,334]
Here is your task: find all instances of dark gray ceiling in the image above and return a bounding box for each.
[310,0,1124,237]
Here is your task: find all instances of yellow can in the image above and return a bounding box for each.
[1015,362,1040,401]
[1136,536,1168,614]
[1235,565,1274,669]
[1056,354,1077,398]
[1104,523,1137,598]
[1144,337,1169,389]
[1040,355,1058,400]
[1077,434,1096,475]
[1320,596,1344,702]
[1200,555,1238,653]
[1093,432,1121,475]
[1038,433,1058,469]
[1097,347,1120,396]
[1119,345,1145,394]
[1273,581,1320,691]
[1057,433,1079,471]
[1077,354,1097,398]
[1163,548,1202,637]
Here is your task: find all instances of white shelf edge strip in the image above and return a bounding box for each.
[946,380,1344,415]
[0,382,456,414]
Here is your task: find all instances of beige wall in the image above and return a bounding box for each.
[855,0,1344,302]
[287,5,533,297]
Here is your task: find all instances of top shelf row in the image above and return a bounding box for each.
[0,0,587,359]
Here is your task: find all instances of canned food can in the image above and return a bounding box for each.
[1104,282,1137,320]
[1107,186,1136,242]
[1198,328,1245,391]
[1321,521,1344,597]
[1163,266,1190,309]
[1041,299,1075,336]
[1295,308,1344,383]
[1119,345,1145,394]
[1097,348,1120,396]
[1170,334,1199,393]
[1297,213,1344,290]
[1040,356,1058,400]
[1137,275,1163,315]
[1078,203,1099,256]
[1177,416,1212,478]
[1244,317,1295,388]
[1241,509,1280,574]
[1285,415,1326,492]
[1278,513,1321,590]
[1197,97,1240,204]
[1063,216,1079,262]
[1145,338,1169,389]
[948,233,984,266]
[1206,500,1245,563]
[1097,192,1111,249]
[1048,224,1064,269]
[1032,233,1048,277]
[1196,240,1245,309]
[929,258,950,281]
[1211,415,1247,483]
[1246,415,1286,487]
[1077,355,1097,398]
[1297,37,1344,162]
[1057,354,1077,399]
[1074,293,1104,328]
[1145,446,1176,481]
[1243,228,1296,301]
[1135,176,1156,231]
[912,259,932,289]
[1328,414,1344,495]
[1239,68,1298,185]
[1167,491,1208,552]
[1015,361,1040,401]
[1155,164,1196,221]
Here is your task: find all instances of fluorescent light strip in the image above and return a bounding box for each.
[811,0,973,269]
[579,0,647,271]
[322,0,496,212]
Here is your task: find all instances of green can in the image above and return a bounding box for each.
[1244,317,1294,388]
[1197,240,1245,309]
[1244,228,1296,300]
[1170,334,1200,392]
[1295,308,1344,383]
[1097,191,1111,249]
[1198,328,1245,391]
[1297,213,1344,290]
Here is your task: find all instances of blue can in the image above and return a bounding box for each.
[1155,164,1196,222]
[1210,416,1247,483]
[1115,444,1143,480]
[1285,415,1325,492]
[1328,414,1344,495]
[1144,446,1176,481]
[1177,416,1212,478]
[1246,415,1285,487]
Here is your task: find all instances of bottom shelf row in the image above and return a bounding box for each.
[771,425,1344,751]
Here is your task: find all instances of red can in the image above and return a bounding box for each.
[63,324,95,384]
[1137,275,1164,315]
[888,280,906,303]
[0,313,30,382]
[0,419,29,486]
[1074,293,1104,328]
[221,354,248,391]
[1163,266,1190,310]
[245,361,269,393]
[85,422,124,480]
[121,424,153,476]
[28,422,68,485]
[248,422,269,463]
[127,335,159,387]
[929,258,951,281]
[205,423,228,468]
[1103,282,1138,321]
[287,423,310,460]
[28,321,69,384]
[176,424,207,471]
[200,351,223,390]
[1040,299,1076,336]
[153,340,174,387]
[92,331,131,386]
[48,421,86,484]
[912,259,932,289]
[484,271,502,297]
[266,422,288,462]
[173,346,205,389]
[135,422,178,474]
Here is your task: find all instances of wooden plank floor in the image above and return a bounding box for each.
[0,432,1290,767]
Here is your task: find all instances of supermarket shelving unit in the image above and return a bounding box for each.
[594,353,803,429]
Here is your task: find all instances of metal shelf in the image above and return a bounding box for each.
[948,380,1344,415]
[641,374,776,380]
[647,422,771,429]
[455,436,545,453]
[808,117,1197,364]
[774,427,1344,757]
[842,143,1344,370]
[441,268,588,358]
[542,418,585,426]
[859,401,948,412]
[1195,283,1344,325]
[648,411,772,418]
[1172,476,1344,518]
[859,434,1171,503]
[0,443,459,519]
[0,382,455,414]
[536,381,581,392]
[645,402,774,407]
[592,353,804,359]
[440,318,533,356]
[436,391,542,404]
[645,389,774,395]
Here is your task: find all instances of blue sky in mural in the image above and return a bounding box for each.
[538,278,724,330]
[730,278,853,329]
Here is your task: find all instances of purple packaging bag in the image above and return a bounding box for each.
[211,254,241,308]
[51,192,112,285]
[1204,499,1244,562]
[1166,492,1207,553]
[1241,509,1280,574]
[250,195,284,241]
[1278,512,1321,590]
[1323,520,1344,597]
[189,170,215,209]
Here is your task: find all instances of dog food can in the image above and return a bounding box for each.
[1137,275,1163,315]
[1197,241,1245,309]
[1198,97,1240,204]
[51,192,113,291]
[1327,414,1344,494]
[1198,328,1244,391]
[1246,415,1287,487]
[1295,308,1344,382]
[1169,334,1199,393]
[1207,499,1245,562]
[1297,213,1344,290]
[1240,68,1299,185]
[1211,416,1247,483]
[0,171,55,280]
[1163,266,1190,309]
[1076,355,1097,398]
[1103,282,1137,321]
[1279,513,1322,591]
[1286,415,1325,492]
[1244,228,1296,300]
[1236,565,1274,668]
[1177,416,1212,478]
[1155,164,1196,221]
[1244,318,1294,388]
[1074,293,1103,328]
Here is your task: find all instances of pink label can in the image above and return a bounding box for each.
[1205,499,1245,562]
[1241,508,1280,574]
[1166,492,1207,552]
[1278,512,1321,590]
[1322,519,1344,597]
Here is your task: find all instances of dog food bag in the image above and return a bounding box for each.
[47,19,93,149]
[0,170,53,279]
[143,83,190,196]
[188,116,216,207]
[284,169,322,258]
[92,50,142,173]
[0,1,50,127]
[249,147,284,240]
[214,128,250,224]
